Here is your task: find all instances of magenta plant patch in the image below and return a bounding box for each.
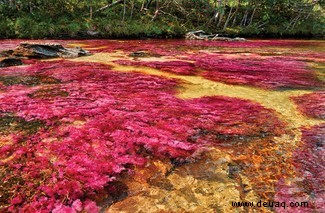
[0,60,284,212]
[114,52,322,89]
[275,124,325,212]
[114,60,197,75]
[95,40,325,90]
[71,39,324,54]
[292,92,325,119]
[191,53,323,89]
[1,39,324,212]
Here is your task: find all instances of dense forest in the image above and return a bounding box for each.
[0,0,324,38]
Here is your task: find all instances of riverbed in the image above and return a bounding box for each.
[0,39,324,212]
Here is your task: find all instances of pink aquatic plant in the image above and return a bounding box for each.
[292,92,325,119]
[114,52,322,89]
[114,60,197,75]
[67,39,325,54]
[189,53,323,89]
[0,60,284,212]
[3,39,323,89]
[275,124,325,212]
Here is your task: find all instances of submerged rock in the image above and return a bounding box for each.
[0,42,91,68]
[0,57,23,67]
[2,42,90,59]
[16,42,90,58]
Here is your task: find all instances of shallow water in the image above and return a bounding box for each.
[0,39,324,212]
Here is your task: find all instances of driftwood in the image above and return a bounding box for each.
[0,42,91,68]
[185,30,246,41]
[95,0,123,13]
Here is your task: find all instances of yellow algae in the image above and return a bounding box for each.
[0,135,13,147]
[106,149,265,213]
[0,135,15,164]
[177,80,322,130]
[308,62,325,82]
[71,53,324,130]
[72,120,86,127]
[84,46,114,51]
[1,40,324,212]
[66,43,90,48]
[69,52,323,212]
[134,56,193,63]
[0,135,16,164]
[0,154,16,164]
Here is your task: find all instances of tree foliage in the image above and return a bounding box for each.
[0,0,324,38]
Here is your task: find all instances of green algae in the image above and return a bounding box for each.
[0,113,44,135]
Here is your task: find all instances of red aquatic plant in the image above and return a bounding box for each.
[4,39,321,90]
[114,60,197,75]
[0,60,284,212]
[275,124,325,212]
[292,92,325,119]
[114,51,322,89]
[0,39,26,51]
[68,39,325,54]
[190,53,323,89]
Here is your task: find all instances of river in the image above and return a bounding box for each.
[0,39,324,212]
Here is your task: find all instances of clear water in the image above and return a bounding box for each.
[0,39,324,212]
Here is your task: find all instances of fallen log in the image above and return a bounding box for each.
[185,30,246,41]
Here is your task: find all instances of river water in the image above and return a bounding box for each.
[0,39,324,212]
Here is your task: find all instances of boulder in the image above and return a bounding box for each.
[5,42,90,59]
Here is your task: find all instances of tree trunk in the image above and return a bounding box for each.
[209,0,221,23]
[151,0,159,21]
[240,8,248,26]
[140,0,145,11]
[290,13,301,31]
[29,1,32,13]
[248,7,256,26]
[223,6,233,30]
[89,0,93,19]
[95,0,123,13]
[122,0,126,22]
[130,0,135,19]
[230,0,241,26]
[217,0,227,28]
[146,0,153,9]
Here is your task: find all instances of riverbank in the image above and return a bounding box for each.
[1,1,324,40]
[1,19,324,40]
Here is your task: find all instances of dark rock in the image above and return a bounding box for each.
[129,51,162,58]
[0,42,91,69]
[0,75,61,86]
[0,49,14,57]
[148,175,174,190]
[8,42,91,59]
[227,163,241,179]
[129,51,151,57]
[0,57,23,67]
